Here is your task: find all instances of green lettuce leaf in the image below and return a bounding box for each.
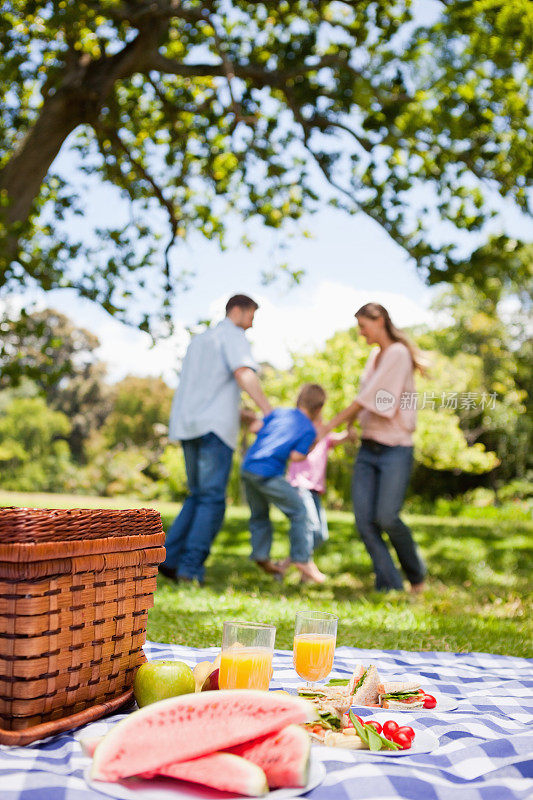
[326,678,350,686]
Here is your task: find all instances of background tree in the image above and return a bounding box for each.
[83,375,175,497]
[55,360,111,461]
[0,308,111,459]
[100,375,173,449]
[419,278,531,487]
[0,390,74,491]
[1,1,531,332]
[0,308,99,392]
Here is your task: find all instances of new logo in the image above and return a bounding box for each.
[375,389,395,412]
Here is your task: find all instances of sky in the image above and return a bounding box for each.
[14,198,438,385]
[13,182,529,386]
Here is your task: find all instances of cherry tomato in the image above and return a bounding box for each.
[345,714,363,727]
[365,720,383,734]
[423,694,437,709]
[396,725,415,741]
[391,730,412,750]
[382,720,399,739]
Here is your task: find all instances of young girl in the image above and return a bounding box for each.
[288,417,357,550]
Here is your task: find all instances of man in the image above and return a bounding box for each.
[160,294,272,583]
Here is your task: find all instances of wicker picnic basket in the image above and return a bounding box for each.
[0,507,166,745]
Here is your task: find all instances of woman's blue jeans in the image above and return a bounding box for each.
[352,441,426,591]
[162,432,233,582]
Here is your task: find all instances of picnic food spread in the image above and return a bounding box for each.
[79,610,452,798]
[83,644,432,797]
[85,684,418,798]
[4,596,526,799]
[3,639,530,800]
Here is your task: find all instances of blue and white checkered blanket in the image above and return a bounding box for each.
[1,641,532,799]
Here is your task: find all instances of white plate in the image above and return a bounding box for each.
[84,753,325,800]
[355,728,438,757]
[314,727,438,757]
[352,690,457,712]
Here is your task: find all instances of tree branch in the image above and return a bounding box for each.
[82,0,206,26]
[300,134,436,270]
[281,83,373,154]
[145,53,226,78]
[145,52,361,88]
[95,122,181,292]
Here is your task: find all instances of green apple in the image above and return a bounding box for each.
[133,660,195,707]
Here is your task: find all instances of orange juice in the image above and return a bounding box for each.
[293,633,335,682]
[219,646,273,690]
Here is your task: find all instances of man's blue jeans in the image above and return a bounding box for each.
[352,441,426,591]
[242,471,312,563]
[162,432,233,581]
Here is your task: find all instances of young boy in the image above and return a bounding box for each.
[288,416,358,550]
[241,384,327,584]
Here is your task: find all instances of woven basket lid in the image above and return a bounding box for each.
[0,507,163,544]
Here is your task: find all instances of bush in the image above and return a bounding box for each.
[0,396,76,491]
[159,444,188,500]
[498,478,533,502]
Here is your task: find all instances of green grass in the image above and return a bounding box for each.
[1,491,531,657]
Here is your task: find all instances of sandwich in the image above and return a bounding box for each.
[298,686,352,715]
[349,664,381,706]
[378,680,426,709]
[300,695,350,743]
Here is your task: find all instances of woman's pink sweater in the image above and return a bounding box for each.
[357,342,416,446]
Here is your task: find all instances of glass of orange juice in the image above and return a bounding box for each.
[219,621,276,691]
[293,611,338,688]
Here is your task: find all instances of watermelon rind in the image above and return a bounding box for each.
[79,737,100,758]
[155,753,268,796]
[229,724,311,788]
[91,689,316,782]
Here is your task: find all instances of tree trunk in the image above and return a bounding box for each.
[0,91,80,230]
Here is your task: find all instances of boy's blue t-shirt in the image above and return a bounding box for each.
[242,408,316,478]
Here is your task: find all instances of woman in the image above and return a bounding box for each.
[327,303,427,593]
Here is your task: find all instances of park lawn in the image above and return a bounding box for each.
[0,491,531,658]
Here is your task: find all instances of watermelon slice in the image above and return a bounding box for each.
[153,724,310,789]
[84,724,310,790]
[229,724,310,788]
[154,753,268,797]
[91,689,316,782]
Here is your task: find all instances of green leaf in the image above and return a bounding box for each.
[348,711,370,747]
[366,726,383,751]
[378,733,401,751]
